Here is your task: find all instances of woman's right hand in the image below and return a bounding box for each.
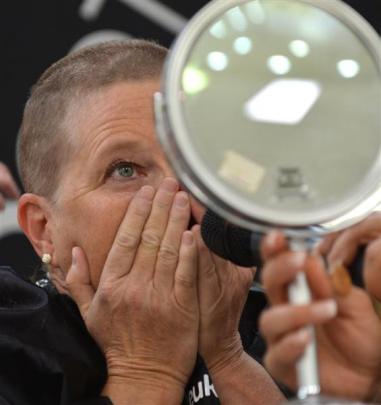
[259,231,381,401]
[66,178,199,404]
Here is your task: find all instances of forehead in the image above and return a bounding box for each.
[66,79,161,151]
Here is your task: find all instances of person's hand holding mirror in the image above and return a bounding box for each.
[155,0,381,403]
[260,229,381,403]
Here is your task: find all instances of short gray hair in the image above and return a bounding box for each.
[17,39,167,198]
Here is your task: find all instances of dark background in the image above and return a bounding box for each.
[0,0,380,276]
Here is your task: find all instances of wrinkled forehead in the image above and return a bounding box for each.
[63,79,161,154]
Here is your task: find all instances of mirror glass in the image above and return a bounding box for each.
[163,0,381,229]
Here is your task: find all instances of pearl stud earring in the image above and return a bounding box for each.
[41,253,52,265]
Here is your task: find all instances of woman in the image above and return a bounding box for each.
[2,40,284,404]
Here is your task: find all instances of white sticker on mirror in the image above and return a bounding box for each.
[218,150,265,194]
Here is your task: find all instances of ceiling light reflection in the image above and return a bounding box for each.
[182,66,209,94]
[244,79,321,125]
[267,55,291,75]
[244,1,266,24]
[289,40,310,58]
[226,7,248,32]
[207,52,229,71]
[337,59,360,78]
[233,36,252,55]
[209,20,227,39]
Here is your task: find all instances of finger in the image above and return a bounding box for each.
[66,246,95,319]
[193,225,221,307]
[261,251,307,305]
[363,238,381,301]
[101,185,155,281]
[326,213,381,266]
[264,328,310,390]
[259,299,337,344]
[261,230,288,261]
[305,254,333,300]
[154,191,191,292]
[0,163,20,199]
[133,178,178,279]
[316,231,340,256]
[174,231,198,310]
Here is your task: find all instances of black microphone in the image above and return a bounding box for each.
[201,209,365,287]
[200,209,263,268]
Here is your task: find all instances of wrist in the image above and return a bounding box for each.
[102,376,185,405]
[105,348,192,386]
[202,334,245,376]
[103,353,188,404]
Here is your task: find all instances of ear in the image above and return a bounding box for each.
[18,193,56,266]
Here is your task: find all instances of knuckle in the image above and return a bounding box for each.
[141,229,161,249]
[97,283,114,305]
[115,231,140,251]
[175,273,195,289]
[158,244,179,264]
[202,263,216,279]
[132,203,150,218]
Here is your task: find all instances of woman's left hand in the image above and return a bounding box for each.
[192,225,255,373]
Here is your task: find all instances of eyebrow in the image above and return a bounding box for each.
[91,135,151,161]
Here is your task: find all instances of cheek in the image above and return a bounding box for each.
[53,193,133,289]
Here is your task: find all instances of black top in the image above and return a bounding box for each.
[0,266,273,405]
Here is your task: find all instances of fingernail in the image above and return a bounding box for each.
[174,191,189,207]
[182,231,194,246]
[311,299,338,319]
[139,185,155,201]
[161,177,178,192]
[72,247,77,267]
[192,224,201,233]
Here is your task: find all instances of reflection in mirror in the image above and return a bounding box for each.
[173,0,381,229]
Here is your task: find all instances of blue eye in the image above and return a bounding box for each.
[107,161,138,181]
[116,163,135,178]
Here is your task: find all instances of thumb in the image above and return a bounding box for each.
[66,246,95,319]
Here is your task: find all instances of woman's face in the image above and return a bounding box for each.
[47,79,204,288]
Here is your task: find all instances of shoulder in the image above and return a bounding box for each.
[0,266,48,311]
[0,266,107,404]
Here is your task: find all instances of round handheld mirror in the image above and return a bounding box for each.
[155,0,381,239]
